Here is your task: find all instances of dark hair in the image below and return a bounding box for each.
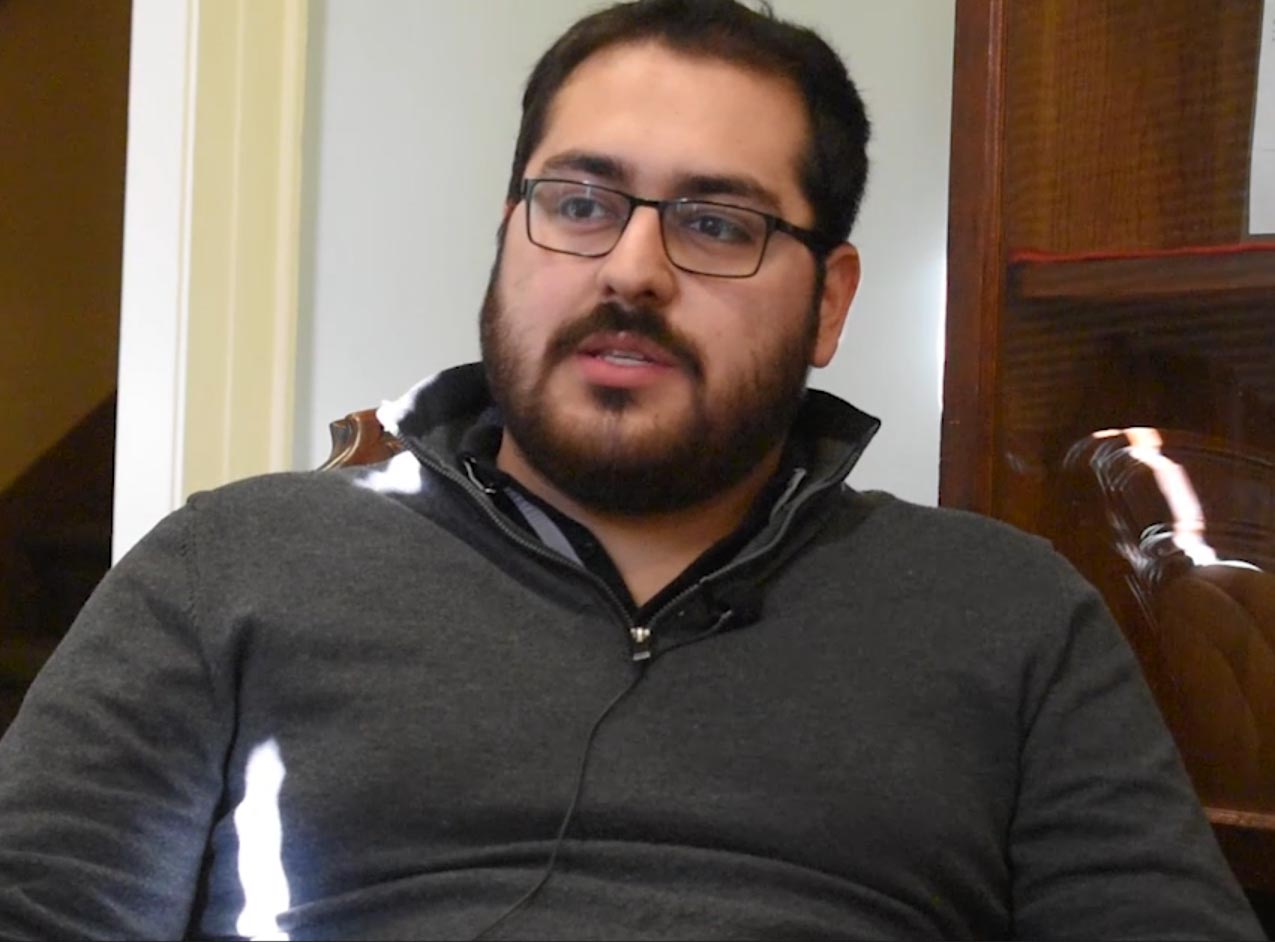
[506,0,871,245]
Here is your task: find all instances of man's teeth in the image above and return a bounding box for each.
[600,350,652,366]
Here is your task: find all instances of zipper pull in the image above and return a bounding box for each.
[630,625,652,662]
[461,456,498,495]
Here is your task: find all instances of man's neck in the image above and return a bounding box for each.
[495,438,784,607]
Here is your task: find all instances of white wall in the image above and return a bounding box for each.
[296,0,954,505]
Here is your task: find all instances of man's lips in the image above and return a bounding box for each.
[567,330,690,389]
[574,331,681,369]
[541,303,705,381]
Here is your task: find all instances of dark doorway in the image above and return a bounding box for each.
[0,0,132,729]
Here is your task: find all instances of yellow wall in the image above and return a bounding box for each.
[0,0,131,491]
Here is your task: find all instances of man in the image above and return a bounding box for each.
[0,1,1262,938]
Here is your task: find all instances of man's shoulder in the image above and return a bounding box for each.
[787,490,1115,672]
[187,453,434,517]
[830,487,1052,552]
[821,487,1086,596]
[171,453,464,556]
[110,453,486,597]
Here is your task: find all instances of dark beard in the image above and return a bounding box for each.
[479,256,820,516]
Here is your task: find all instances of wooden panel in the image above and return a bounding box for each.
[996,302,1275,451]
[1003,0,1262,253]
[946,0,1275,903]
[939,0,1008,513]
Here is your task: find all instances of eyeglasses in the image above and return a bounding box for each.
[520,178,838,278]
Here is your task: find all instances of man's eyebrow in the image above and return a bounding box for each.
[535,153,785,214]
[538,150,632,183]
[673,174,783,214]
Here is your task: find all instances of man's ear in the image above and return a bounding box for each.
[810,243,860,368]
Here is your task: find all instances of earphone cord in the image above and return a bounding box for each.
[469,607,737,940]
[469,663,649,941]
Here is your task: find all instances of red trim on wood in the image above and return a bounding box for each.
[1011,241,1275,263]
[1011,249,1275,303]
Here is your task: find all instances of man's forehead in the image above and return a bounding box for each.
[527,41,811,217]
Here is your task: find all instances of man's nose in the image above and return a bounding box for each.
[595,205,678,306]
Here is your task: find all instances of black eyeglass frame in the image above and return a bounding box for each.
[519,177,841,279]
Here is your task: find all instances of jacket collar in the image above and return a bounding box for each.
[375,361,881,503]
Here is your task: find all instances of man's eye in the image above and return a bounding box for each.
[557,197,611,221]
[684,213,757,244]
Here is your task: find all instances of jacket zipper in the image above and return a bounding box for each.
[632,472,842,659]
[630,440,871,659]
[398,437,865,662]
[399,442,639,647]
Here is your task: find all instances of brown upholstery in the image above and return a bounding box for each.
[1063,429,1275,815]
[1157,565,1275,808]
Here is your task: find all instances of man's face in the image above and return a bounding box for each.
[481,42,854,514]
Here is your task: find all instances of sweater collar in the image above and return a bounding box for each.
[374,361,881,499]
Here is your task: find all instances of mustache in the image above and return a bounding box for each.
[544,303,704,380]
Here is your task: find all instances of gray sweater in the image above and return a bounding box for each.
[0,365,1261,939]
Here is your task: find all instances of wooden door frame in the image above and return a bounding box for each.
[939,0,1007,514]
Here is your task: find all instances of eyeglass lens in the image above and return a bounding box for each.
[527,180,770,277]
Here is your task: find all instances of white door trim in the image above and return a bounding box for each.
[113,0,308,562]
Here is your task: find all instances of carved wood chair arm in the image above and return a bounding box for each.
[318,409,405,470]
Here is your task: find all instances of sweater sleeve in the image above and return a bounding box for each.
[0,505,234,940]
[1008,574,1264,939]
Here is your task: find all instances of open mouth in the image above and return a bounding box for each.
[576,332,678,368]
[592,349,658,367]
[571,331,682,388]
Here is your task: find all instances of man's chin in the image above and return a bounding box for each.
[544,365,689,420]
[540,410,693,464]
[525,442,713,516]
[500,384,786,515]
